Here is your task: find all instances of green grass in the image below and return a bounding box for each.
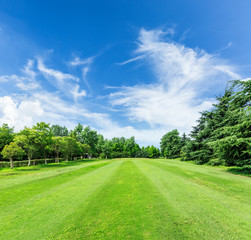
[0,159,250,239]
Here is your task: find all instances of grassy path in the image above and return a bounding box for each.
[0,159,250,239]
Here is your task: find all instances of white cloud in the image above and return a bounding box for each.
[241,78,251,82]
[110,28,241,133]
[116,55,145,65]
[69,56,93,66]
[0,60,40,90]
[70,85,87,101]
[0,75,9,82]
[69,56,95,90]
[0,96,43,130]
[37,57,88,101]
[37,57,79,85]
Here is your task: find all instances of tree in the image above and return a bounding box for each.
[96,134,105,156]
[33,122,53,164]
[101,140,112,159]
[1,142,24,169]
[82,126,98,157]
[73,123,84,142]
[62,136,78,161]
[0,124,14,159]
[160,129,181,158]
[50,125,68,137]
[76,142,91,159]
[14,127,37,166]
[51,136,66,163]
[182,80,251,165]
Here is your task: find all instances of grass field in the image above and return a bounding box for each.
[0,158,250,240]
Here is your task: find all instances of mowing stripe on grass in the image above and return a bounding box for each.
[0,160,110,190]
[144,159,251,203]
[0,158,250,240]
[0,160,121,240]
[47,159,186,240]
[135,159,251,240]
[0,161,112,207]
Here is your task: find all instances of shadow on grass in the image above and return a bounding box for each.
[16,168,41,172]
[1,159,112,173]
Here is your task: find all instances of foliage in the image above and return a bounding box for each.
[227,165,251,176]
[14,127,37,166]
[180,80,251,166]
[160,129,182,158]
[0,124,14,159]
[50,124,69,137]
[1,142,25,168]
[33,122,53,164]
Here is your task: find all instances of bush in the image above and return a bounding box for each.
[227,165,251,176]
[207,158,224,166]
[190,149,211,165]
[99,153,107,159]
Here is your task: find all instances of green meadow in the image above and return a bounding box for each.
[0,159,250,240]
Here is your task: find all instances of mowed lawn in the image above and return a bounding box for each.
[0,159,250,240]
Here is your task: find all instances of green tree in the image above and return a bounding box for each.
[50,125,68,137]
[33,122,53,164]
[14,127,37,166]
[51,136,66,163]
[82,126,98,157]
[73,123,84,142]
[183,80,251,165]
[101,140,112,159]
[97,134,105,156]
[0,124,14,159]
[160,129,181,158]
[62,136,78,161]
[1,142,24,169]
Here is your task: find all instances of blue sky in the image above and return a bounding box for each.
[0,0,250,146]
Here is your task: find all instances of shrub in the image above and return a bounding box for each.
[99,153,106,159]
[207,158,224,166]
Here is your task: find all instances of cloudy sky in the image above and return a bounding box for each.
[0,0,250,146]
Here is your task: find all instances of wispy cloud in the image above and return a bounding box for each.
[37,57,87,101]
[111,28,241,133]
[116,55,145,65]
[69,56,94,66]
[37,57,79,85]
[69,55,95,91]
[0,60,40,91]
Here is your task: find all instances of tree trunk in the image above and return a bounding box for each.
[10,157,13,169]
[44,151,47,165]
[28,155,31,167]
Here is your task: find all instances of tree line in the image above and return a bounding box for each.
[160,80,251,167]
[0,122,160,168]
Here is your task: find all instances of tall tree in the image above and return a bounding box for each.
[33,122,53,164]
[51,136,66,163]
[15,127,37,166]
[0,124,14,159]
[82,126,98,157]
[50,125,68,137]
[62,136,78,161]
[160,129,181,158]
